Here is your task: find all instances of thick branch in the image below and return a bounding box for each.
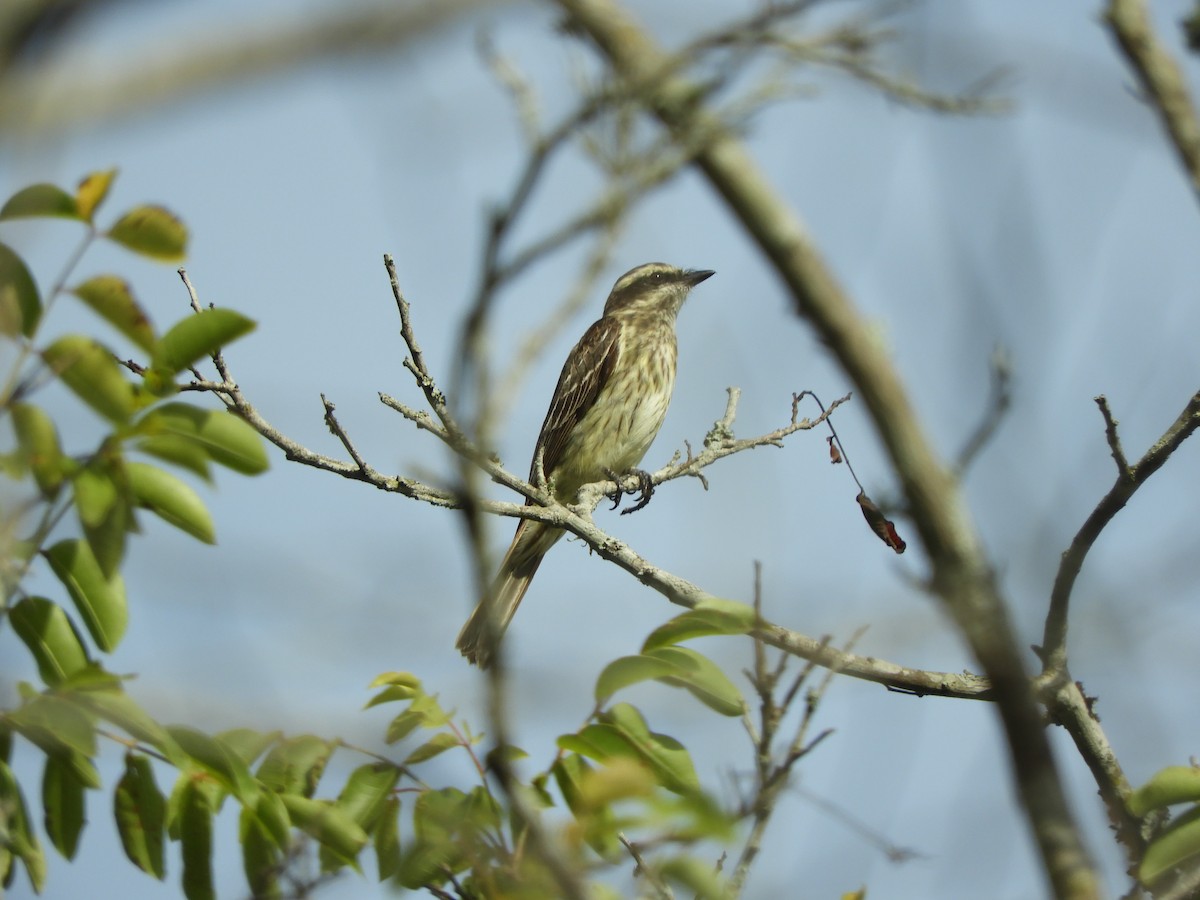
[549,2,1099,896]
[1106,0,1200,197]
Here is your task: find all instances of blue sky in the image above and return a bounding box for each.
[3,1,1200,897]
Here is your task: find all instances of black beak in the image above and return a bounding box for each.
[682,269,715,287]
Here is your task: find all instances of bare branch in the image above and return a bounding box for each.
[0,0,513,141]
[1106,0,1200,198]
[1040,389,1200,669]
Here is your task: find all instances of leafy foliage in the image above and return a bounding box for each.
[0,171,829,899]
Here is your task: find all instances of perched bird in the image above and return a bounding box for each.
[456,262,715,667]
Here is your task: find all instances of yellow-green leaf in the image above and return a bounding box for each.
[0,183,78,220]
[8,597,91,686]
[75,169,117,223]
[595,654,680,705]
[151,308,255,375]
[0,241,42,337]
[134,402,268,475]
[72,275,156,352]
[106,205,188,261]
[642,646,745,717]
[44,539,128,652]
[42,335,138,424]
[1131,766,1200,816]
[127,461,214,543]
[1141,806,1200,884]
[11,403,64,496]
[403,734,458,766]
[602,703,700,795]
[641,598,756,650]
[72,455,132,577]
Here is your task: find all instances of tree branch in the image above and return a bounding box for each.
[1040,390,1200,670]
[1106,0,1200,197]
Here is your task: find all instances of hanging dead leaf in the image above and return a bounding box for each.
[856,490,906,554]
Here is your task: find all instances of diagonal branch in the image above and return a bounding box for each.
[1040,390,1200,669]
[1106,0,1200,198]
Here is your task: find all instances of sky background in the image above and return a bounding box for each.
[3,1,1200,898]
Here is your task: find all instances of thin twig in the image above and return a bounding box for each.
[952,346,1013,478]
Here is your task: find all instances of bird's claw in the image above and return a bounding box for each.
[604,467,655,515]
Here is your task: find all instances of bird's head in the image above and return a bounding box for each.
[602,262,715,318]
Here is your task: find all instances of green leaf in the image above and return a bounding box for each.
[256,735,332,797]
[595,646,744,716]
[42,756,87,859]
[384,694,451,745]
[178,779,215,900]
[0,760,47,892]
[106,205,188,261]
[373,796,402,881]
[7,693,97,759]
[281,794,369,868]
[134,402,268,475]
[248,789,291,850]
[1131,766,1200,816]
[643,646,745,717]
[69,686,181,765]
[73,455,132,577]
[44,538,128,652]
[603,703,700,795]
[8,596,91,686]
[404,733,459,766]
[114,755,166,879]
[216,729,280,767]
[167,726,258,805]
[133,433,212,479]
[551,754,618,858]
[42,335,138,424]
[595,654,681,704]
[1141,805,1200,884]
[0,241,42,337]
[240,805,282,899]
[0,183,78,220]
[126,461,215,543]
[151,308,255,375]
[641,598,757,650]
[656,855,730,900]
[368,671,423,690]
[74,169,117,223]
[335,763,400,830]
[72,275,156,352]
[11,403,64,496]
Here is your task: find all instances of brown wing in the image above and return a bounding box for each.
[529,316,621,483]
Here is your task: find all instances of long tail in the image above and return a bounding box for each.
[456,520,563,668]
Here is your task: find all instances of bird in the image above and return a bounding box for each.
[456,262,715,668]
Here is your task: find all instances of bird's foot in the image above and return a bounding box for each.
[604,467,655,515]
